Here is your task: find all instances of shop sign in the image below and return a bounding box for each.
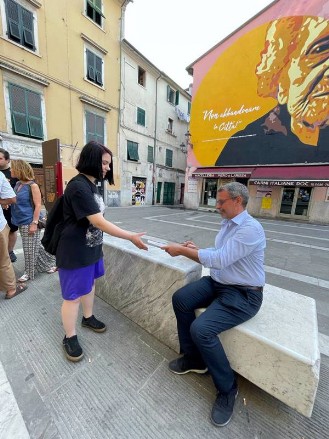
[250,180,329,187]
[194,172,249,178]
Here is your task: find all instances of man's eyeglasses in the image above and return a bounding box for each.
[216,197,234,206]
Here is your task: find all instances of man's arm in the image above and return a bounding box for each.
[0,196,16,206]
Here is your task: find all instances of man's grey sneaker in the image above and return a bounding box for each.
[81,315,106,333]
[211,384,238,427]
[62,335,84,362]
[9,251,17,262]
[168,355,208,374]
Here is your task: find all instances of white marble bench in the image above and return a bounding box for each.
[196,284,320,418]
[96,236,201,352]
[96,238,320,418]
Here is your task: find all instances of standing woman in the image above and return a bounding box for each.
[11,160,56,282]
[56,141,148,362]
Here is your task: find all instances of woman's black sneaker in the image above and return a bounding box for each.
[62,335,84,362]
[81,315,106,333]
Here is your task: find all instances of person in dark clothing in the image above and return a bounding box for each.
[0,148,18,261]
[57,141,148,362]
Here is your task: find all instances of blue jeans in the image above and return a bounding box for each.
[172,276,263,393]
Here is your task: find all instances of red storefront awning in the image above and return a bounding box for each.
[249,165,329,187]
[192,167,254,178]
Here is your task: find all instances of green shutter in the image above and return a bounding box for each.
[21,7,34,49]
[87,0,105,18]
[147,145,154,163]
[6,0,21,42]
[27,90,43,139]
[87,50,96,81]
[137,108,145,126]
[9,83,43,138]
[175,90,180,106]
[86,111,104,144]
[166,149,173,167]
[188,101,191,115]
[95,55,103,85]
[127,141,139,161]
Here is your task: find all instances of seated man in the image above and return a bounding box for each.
[162,182,266,427]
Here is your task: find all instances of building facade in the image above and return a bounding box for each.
[119,39,191,207]
[185,0,329,224]
[0,0,130,201]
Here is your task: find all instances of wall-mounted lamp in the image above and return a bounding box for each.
[180,142,188,154]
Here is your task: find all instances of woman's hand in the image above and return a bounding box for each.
[130,232,148,250]
[29,223,38,234]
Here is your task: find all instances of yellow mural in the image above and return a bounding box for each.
[191,17,329,167]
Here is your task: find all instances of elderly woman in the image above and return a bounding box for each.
[10,160,56,282]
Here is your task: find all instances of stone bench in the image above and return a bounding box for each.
[196,284,320,418]
[96,237,320,418]
[96,236,201,352]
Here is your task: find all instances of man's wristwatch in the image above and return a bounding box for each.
[31,220,38,225]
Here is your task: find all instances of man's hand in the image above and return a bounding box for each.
[162,243,184,257]
[180,240,199,250]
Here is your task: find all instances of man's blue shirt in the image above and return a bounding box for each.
[198,210,266,286]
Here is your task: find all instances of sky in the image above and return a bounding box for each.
[124,0,274,89]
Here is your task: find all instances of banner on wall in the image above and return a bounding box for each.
[190,15,329,168]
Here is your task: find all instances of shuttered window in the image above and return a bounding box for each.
[8,83,43,139]
[165,149,173,167]
[137,107,145,126]
[86,49,103,86]
[147,145,154,163]
[86,0,104,26]
[127,141,139,161]
[86,111,105,144]
[5,0,35,51]
[167,85,175,105]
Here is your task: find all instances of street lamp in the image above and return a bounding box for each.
[180,130,192,154]
[180,142,187,154]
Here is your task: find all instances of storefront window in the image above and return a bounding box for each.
[202,179,218,207]
[280,187,312,217]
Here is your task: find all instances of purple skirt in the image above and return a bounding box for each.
[58,258,105,300]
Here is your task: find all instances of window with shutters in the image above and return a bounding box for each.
[167,85,175,105]
[165,149,173,167]
[86,111,105,144]
[137,107,145,126]
[147,145,154,163]
[86,0,104,27]
[86,49,103,86]
[8,83,43,139]
[127,141,139,161]
[5,0,36,51]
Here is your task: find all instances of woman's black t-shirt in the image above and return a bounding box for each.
[56,174,105,269]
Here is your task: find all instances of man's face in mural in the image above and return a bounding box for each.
[257,17,329,145]
[283,19,329,129]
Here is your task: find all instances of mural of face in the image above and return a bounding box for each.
[256,17,329,145]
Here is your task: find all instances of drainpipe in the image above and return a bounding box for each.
[152,73,162,205]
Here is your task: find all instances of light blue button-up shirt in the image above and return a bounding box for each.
[198,210,266,286]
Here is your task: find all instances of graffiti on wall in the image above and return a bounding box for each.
[191,16,329,166]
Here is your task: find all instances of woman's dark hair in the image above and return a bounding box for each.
[76,141,114,184]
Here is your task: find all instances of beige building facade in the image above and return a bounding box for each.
[0,0,131,201]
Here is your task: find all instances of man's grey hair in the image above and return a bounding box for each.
[218,182,249,207]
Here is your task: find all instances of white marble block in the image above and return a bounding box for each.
[196,285,320,417]
[96,235,202,352]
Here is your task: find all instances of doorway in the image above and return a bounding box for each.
[279,187,312,217]
[202,179,218,207]
[163,182,175,205]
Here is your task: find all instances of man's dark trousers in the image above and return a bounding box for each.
[172,276,263,393]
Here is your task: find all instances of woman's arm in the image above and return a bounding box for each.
[28,183,42,234]
[87,212,148,250]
